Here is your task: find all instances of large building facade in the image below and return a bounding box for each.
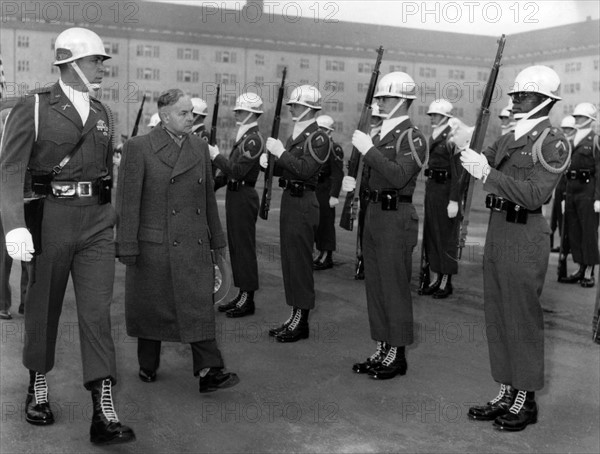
[1,1,598,153]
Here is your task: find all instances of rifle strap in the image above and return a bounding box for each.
[395,128,429,168]
[304,130,330,165]
[240,132,265,160]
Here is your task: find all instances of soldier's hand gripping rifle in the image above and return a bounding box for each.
[130,93,146,138]
[209,84,221,146]
[259,67,286,220]
[339,46,384,232]
[456,35,506,259]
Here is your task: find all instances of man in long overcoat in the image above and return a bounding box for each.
[116,89,238,393]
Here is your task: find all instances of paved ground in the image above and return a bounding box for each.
[1,177,598,453]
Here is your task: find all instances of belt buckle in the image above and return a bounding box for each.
[51,182,77,197]
[491,196,504,212]
[78,181,92,197]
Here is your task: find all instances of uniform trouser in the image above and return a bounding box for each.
[23,199,117,387]
[483,211,549,391]
[137,338,224,376]
[565,192,600,266]
[357,197,369,255]
[225,187,259,291]
[315,182,336,251]
[424,180,459,275]
[280,190,319,310]
[0,217,30,311]
[363,202,418,346]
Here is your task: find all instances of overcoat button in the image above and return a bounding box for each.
[173,241,179,246]
[170,178,175,184]
[198,178,203,184]
[196,208,201,214]
[198,239,203,244]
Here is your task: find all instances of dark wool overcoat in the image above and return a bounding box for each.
[116,125,226,343]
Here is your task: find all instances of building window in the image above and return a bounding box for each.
[105,65,119,78]
[136,45,160,58]
[177,70,199,83]
[448,69,465,80]
[300,58,309,69]
[326,60,345,72]
[358,62,373,73]
[326,101,343,112]
[299,79,310,85]
[563,83,580,94]
[17,60,29,72]
[215,73,237,85]
[419,67,436,78]
[221,94,236,107]
[17,35,29,48]
[104,42,119,55]
[357,83,368,93]
[216,51,236,63]
[177,48,199,60]
[477,71,488,81]
[136,67,160,80]
[255,76,264,84]
[325,81,344,92]
[389,64,407,73]
[255,54,264,66]
[565,62,581,72]
[276,65,286,78]
[594,60,599,70]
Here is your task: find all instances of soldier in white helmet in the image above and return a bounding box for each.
[458,65,570,431]
[0,27,135,444]
[560,102,600,287]
[313,114,344,270]
[191,97,210,140]
[420,99,464,298]
[210,93,264,317]
[263,84,330,342]
[342,72,428,380]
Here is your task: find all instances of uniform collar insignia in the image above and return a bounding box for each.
[61,103,71,110]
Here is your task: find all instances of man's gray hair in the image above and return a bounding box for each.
[158,89,185,109]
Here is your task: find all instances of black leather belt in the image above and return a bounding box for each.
[566,169,593,183]
[361,189,412,204]
[31,175,112,204]
[486,194,541,224]
[424,168,449,183]
[279,178,316,193]
[227,180,256,191]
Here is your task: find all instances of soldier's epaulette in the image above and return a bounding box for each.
[25,86,53,96]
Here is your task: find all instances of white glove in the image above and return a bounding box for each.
[112,154,121,166]
[259,153,268,169]
[266,137,285,158]
[5,228,34,262]
[561,200,565,214]
[448,120,474,150]
[447,200,459,218]
[329,197,339,208]
[460,148,490,180]
[208,144,220,160]
[342,176,356,193]
[594,200,600,213]
[352,130,374,155]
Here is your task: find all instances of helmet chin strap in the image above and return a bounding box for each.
[514,97,551,122]
[385,98,405,120]
[292,106,311,123]
[235,111,253,127]
[70,61,101,95]
[432,116,449,129]
[574,118,593,129]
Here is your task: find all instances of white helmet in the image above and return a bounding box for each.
[374,72,417,99]
[507,65,561,100]
[371,102,385,119]
[560,115,576,129]
[316,115,335,131]
[572,102,597,121]
[286,85,322,110]
[427,99,453,117]
[191,98,208,116]
[233,93,264,114]
[53,27,110,65]
[147,112,160,128]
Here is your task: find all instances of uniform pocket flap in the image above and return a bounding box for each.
[138,226,163,244]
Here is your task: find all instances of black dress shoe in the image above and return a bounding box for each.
[218,293,242,312]
[89,379,135,445]
[468,384,515,421]
[493,390,538,431]
[226,299,255,318]
[0,310,12,320]
[313,257,333,271]
[138,368,157,383]
[559,270,584,284]
[368,347,407,380]
[18,303,24,315]
[25,371,54,425]
[433,283,453,299]
[199,368,240,393]
[276,323,309,343]
[580,277,595,288]
[550,246,560,253]
[420,280,441,296]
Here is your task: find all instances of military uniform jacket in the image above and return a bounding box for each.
[363,118,427,195]
[213,125,263,183]
[483,120,569,209]
[0,83,113,232]
[427,125,462,201]
[116,125,226,342]
[317,141,344,198]
[566,130,600,200]
[274,121,330,186]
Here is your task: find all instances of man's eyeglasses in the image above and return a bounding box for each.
[510,92,541,103]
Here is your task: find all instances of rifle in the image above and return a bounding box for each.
[457,35,506,259]
[339,45,384,231]
[557,184,569,280]
[259,67,286,220]
[209,84,221,146]
[130,93,146,138]
[417,211,431,294]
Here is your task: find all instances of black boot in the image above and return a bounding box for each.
[493,390,538,431]
[580,266,595,288]
[368,346,407,379]
[89,378,135,445]
[559,265,585,284]
[433,275,453,299]
[25,370,54,425]
[468,384,516,421]
[226,291,255,318]
[355,256,365,280]
[199,368,240,393]
[268,308,297,337]
[313,251,324,265]
[276,308,309,343]
[352,341,388,374]
[421,277,441,296]
[314,251,333,270]
[218,291,242,313]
